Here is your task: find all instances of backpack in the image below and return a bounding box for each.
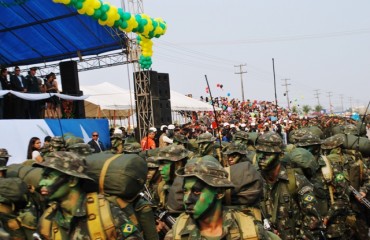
[38,192,116,240]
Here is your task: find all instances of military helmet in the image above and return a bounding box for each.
[295,133,322,147]
[343,124,358,135]
[33,151,94,181]
[223,143,247,155]
[233,131,249,141]
[151,145,189,161]
[176,156,234,188]
[321,134,345,150]
[64,136,84,148]
[173,134,189,144]
[50,136,66,148]
[146,157,160,168]
[111,133,123,139]
[196,132,216,143]
[0,148,11,158]
[67,143,94,156]
[255,132,283,153]
[123,142,142,153]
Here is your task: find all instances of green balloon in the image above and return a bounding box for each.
[100,13,108,21]
[120,21,128,29]
[93,9,102,19]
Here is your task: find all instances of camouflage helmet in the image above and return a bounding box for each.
[255,132,283,153]
[146,157,160,168]
[196,132,216,143]
[64,136,84,149]
[173,134,189,144]
[123,142,142,153]
[233,131,249,141]
[223,143,248,155]
[176,156,234,188]
[321,134,345,150]
[111,133,123,139]
[0,148,11,158]
[295,133,322,147]
[67,143,94,156]
[33,151,94,181]
[50,136,66,148]
[343,124,358,135]
[151,145,190,162]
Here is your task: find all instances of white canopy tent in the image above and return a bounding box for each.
[81,82,220,118]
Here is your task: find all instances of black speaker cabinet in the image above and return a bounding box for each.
[157,73,170,100]
[152,99,172,127]
[59,61,80,94]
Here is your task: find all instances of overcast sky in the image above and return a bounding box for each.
[77,0,370,111]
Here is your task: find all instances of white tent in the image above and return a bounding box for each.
[81,82,219,118]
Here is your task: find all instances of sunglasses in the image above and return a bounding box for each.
[92,134,99,137]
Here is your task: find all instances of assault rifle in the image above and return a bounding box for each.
[349,185,370,209]
[140,185,176,237]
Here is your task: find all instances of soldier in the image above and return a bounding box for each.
[255,132,323,240]
[165,157,281,240]
[66,143,93,157]
[34,151,143,239]
[110,132,124,154]
[223,142,250,166]
[49,136,66,152]
[194,132,224,165]
[295,133,322,161]
[0,149,10,169]
[319,135,369,240]
[122,142,142,154]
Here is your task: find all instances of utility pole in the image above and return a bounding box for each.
[339,94,344,113]
[234,64,247,102]
[349,97,353,112]
[327,92,333,113]
[313,89,321,106]
[281,78,291,109]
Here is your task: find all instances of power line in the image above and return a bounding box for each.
[281,78,291,109]
[313,89,321,106]
[327,91,333,113]
[234,64,247,102]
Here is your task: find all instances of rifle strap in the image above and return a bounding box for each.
[99,154,121,194]
[231,211,258,240]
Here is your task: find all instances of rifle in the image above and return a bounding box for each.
[204,75,227,167]
[349,185,370,209]
[140,185,176,237]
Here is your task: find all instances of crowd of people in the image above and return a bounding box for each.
[0,102,370,239]
[0,66,61,119]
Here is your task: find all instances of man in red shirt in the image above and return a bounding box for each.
[141,127,157,150]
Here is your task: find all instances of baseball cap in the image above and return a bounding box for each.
[168,124,175,130]
[149,127,157,133]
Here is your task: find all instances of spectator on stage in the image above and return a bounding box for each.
[25,67,42,119]
[88,131,105,153]
[10,66,28,118]
[27,137,43,162]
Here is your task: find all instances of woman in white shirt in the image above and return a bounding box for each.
[27,137,43,163]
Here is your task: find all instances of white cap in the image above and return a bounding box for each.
[230,124,236,128]
[223,122,229,127]
[240,123,246,128]
[264,122,269,126]
[114,128,122,134]
[160,125,167,131]
[168,124,175,130]
[149,127,157,133]
[251,122,256,126]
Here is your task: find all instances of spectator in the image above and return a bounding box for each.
[141,127,157,150]
[88,131,105,153]
[27,137,43,162]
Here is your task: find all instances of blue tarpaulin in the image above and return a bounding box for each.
[0,0,126,66]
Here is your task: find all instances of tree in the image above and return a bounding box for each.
[302,105,311,115]
[291,105,298,114]
[314,105,323,113]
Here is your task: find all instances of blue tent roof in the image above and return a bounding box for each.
[0,0,126,66]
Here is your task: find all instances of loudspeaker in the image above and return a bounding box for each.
[157,73,170,100]
[133,70,159,99]
[59,61,80,94]
[152,99,172,127]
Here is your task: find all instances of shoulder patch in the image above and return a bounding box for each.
[303,194,315,203]
[121,223,136,237]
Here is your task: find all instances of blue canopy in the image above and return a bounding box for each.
[0,0,126,66]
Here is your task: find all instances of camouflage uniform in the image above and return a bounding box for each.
[318,135,369,239]
[0,149,10,169]
[34,151,143,239]
[122,142,142,154]
[165,158,281,240]
[194,132,223,164]
[66,143,93,157]
[110,133,124,154]
[256,132,322,240]
[222,142,251,165]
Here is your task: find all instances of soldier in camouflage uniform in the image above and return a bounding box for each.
[255,132,323,240]
[295,133,322,161]
[34,151,143,239]
[66,143,93,157]
[0,149,10,171]
[150,145,190,210]
[122,142,142,154]
[40,137,66,157]
[110,132,124,154]
[194,132,224,165]
[222,142,251,166]
[319,135,369,240]
[165,157,281,240]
